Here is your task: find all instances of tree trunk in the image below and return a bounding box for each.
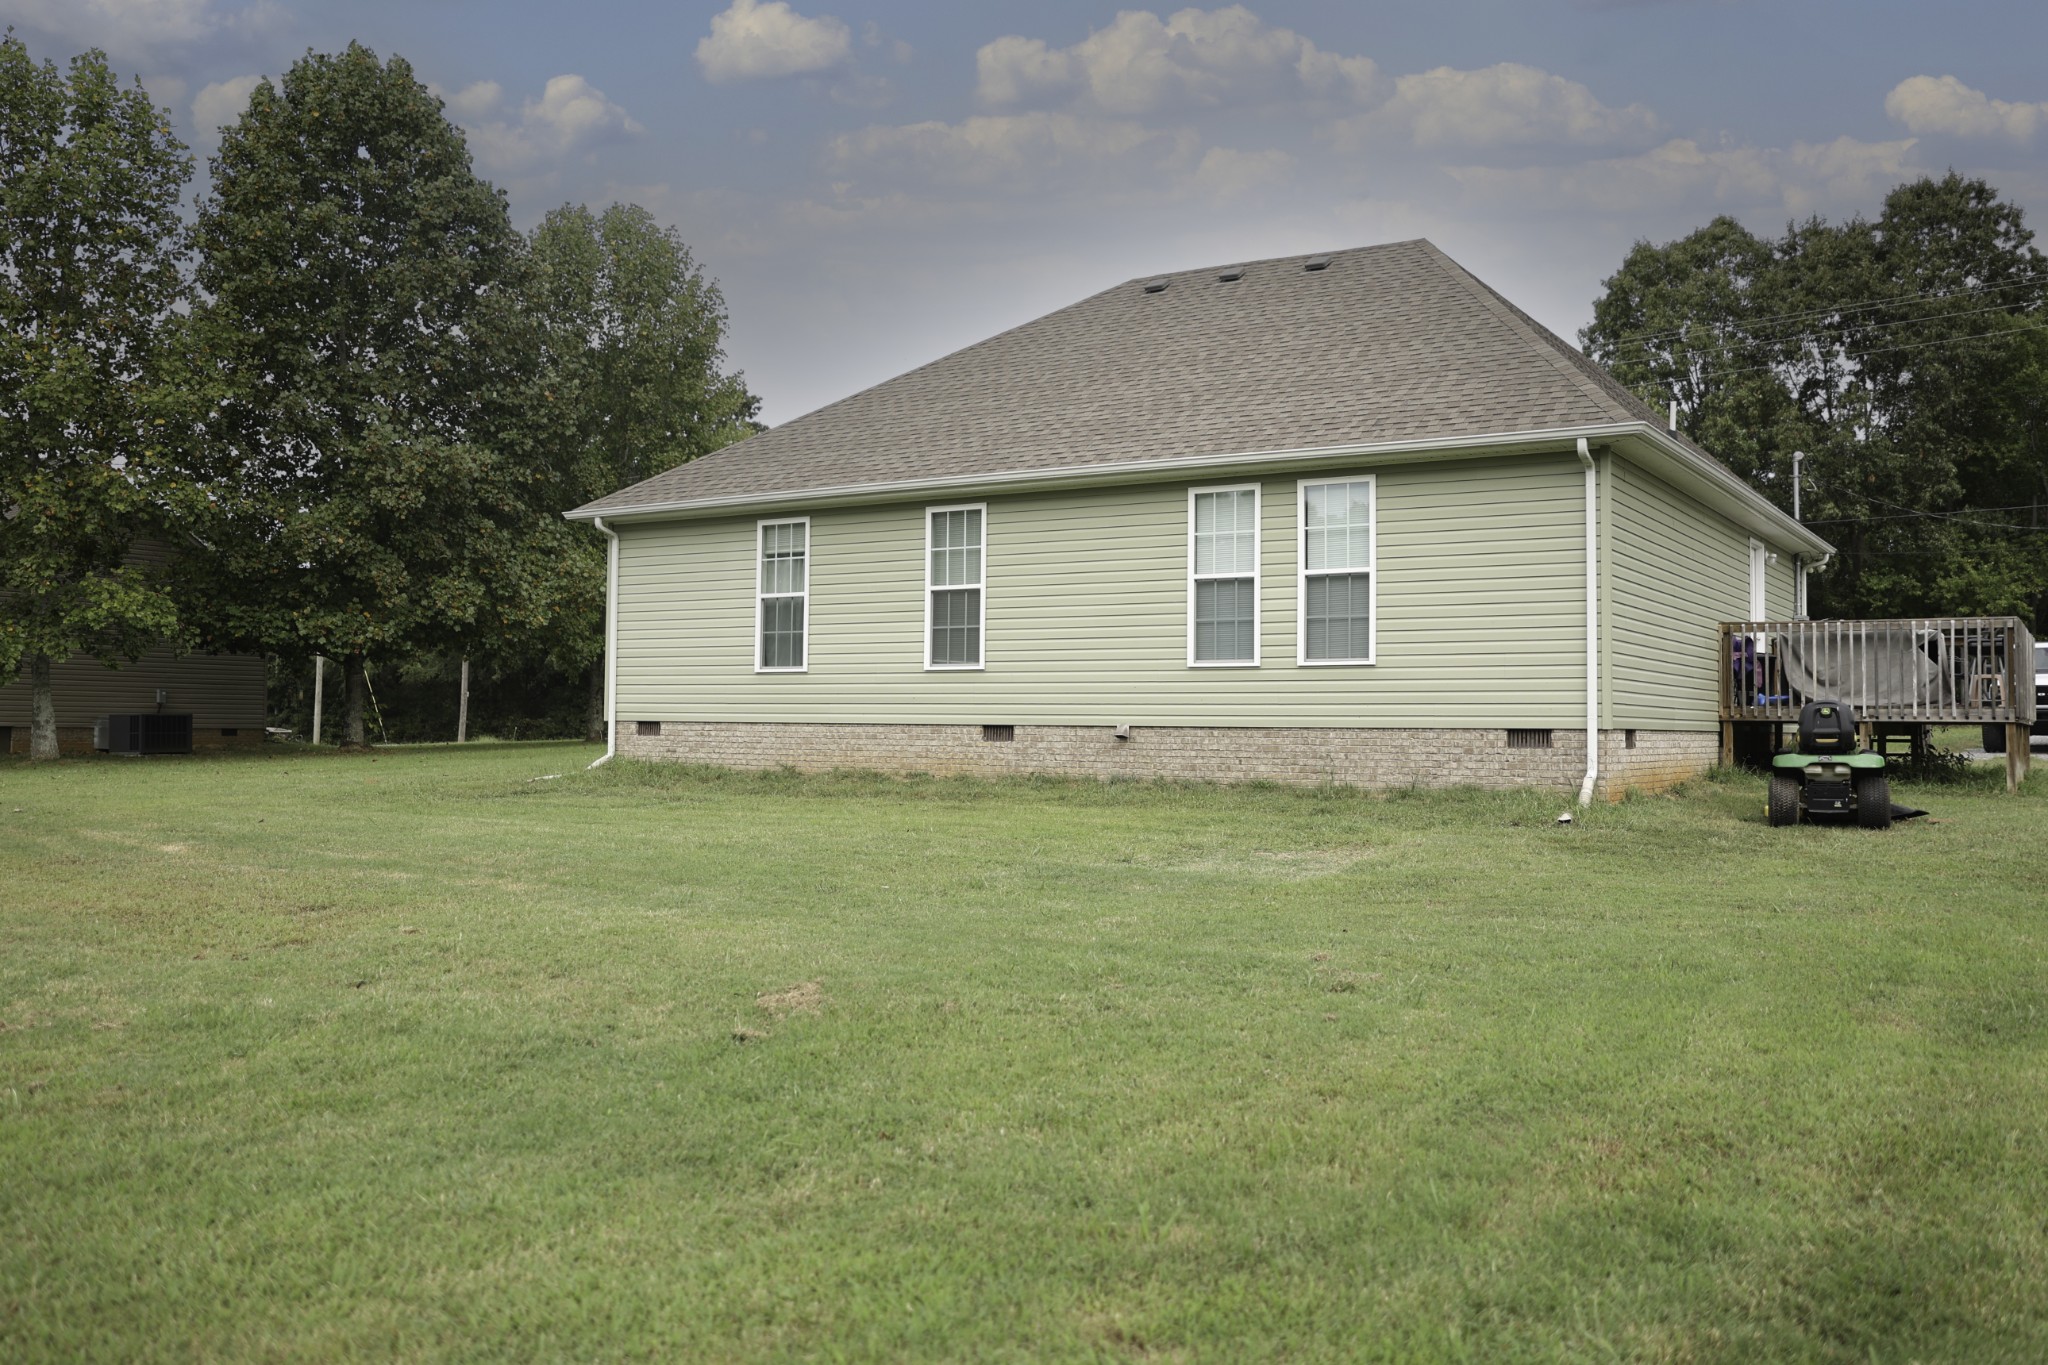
[584,655,606,745]
[28,653,59,761]
[343,652,369,748]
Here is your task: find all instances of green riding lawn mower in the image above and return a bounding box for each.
[1767,700,1901,829]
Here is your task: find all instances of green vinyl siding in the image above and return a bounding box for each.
[1607,455,1795,731]
[613,454,1593,730]
[1767,550,1797,620]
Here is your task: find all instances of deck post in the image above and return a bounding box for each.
[2011,725,2029,794]
[1720,720,1735,768]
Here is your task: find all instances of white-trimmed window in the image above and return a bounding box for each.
[1189,485,1259,666]
[1298,478,1374,665]
[756,518,808,671]
[925,504,985,670]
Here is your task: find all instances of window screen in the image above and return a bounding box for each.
[758,519,807,669]
[928,507,984,668]
[1301,480,1372,663]
[1191,487,1258,663]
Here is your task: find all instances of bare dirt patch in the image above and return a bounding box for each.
[757,981,826,1018]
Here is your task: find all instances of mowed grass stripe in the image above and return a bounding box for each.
[2,743,2043,1361]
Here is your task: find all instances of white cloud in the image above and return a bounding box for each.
[1885,75,2045,146]
[696,0,852,83]
[1447,136,1920,216]
[975,6,1381,115]
[1,0,282,65]
[457,75,644,172]
[1186,145,1294,199]
[827,112,1199,191]
[1335,63,1661,151]
[443,80,504,122]
[190,74,262,141]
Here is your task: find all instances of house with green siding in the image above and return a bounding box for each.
[568,239,1829,798]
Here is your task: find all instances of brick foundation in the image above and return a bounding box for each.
[1596,728,1720,796]
[4,725,264,756]
[619,722,1719,797]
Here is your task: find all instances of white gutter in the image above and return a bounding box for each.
[587,515,619,769]
[565,420,1830,560]
[565,424,1634,523]
[1576,438,1599,807]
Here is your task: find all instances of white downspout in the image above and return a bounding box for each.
[588,515,620,769]
[1576,438,1599,807]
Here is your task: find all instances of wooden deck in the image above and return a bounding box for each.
[1719,616,2038,792]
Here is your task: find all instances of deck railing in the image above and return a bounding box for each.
[1720,616,2038,724]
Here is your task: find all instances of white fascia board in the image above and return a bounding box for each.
[566,420,1835,559]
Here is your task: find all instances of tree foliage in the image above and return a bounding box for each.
[173,43,570,745]
[524,201,757,737]
[2,35,758,750]
[1585,175,2048,625]
[0,35,190,758]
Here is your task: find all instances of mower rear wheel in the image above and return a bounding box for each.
[1855,770,1893,829]
[1768,772,1802,827]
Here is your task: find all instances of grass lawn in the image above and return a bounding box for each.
[3,744,2045,1361]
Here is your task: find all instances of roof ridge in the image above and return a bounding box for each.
[1117,237,1431,289]
[1411,240,1638,425]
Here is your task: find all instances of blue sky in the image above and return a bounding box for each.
[6,0,2046,425]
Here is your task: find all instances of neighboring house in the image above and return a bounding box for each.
[0,542,268,755]
[567,240,1830,797]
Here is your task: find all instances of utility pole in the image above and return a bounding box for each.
[312,654,325,745]
[457,657,470,744]
[1791,452,1807,617]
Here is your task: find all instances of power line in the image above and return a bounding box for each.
[1811,483,2048,533]
[1688,320,2048,382]
[1706,300,2034,354]
[1616,293,2042,354]
[1600,274,2045,350]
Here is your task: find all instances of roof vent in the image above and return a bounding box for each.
[1303,256,1332,272]
[1142,278,1169,293]
[1217,267,1245,282]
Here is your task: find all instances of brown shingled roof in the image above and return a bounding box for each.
[572,238,1678,518]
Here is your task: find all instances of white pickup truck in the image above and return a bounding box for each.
[1982,641,2048,752]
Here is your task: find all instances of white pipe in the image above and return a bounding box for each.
[587,516,620,769]
[1576,437,1599,807]
[311,654,324,746]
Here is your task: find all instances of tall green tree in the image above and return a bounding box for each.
[1584,174,2048,624]
[175,43,564,746]
[0,36,190,760]
[526,202,757,739]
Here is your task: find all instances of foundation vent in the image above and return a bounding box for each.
[982,724,1015,742]
[1625,730,1638,750]
[1506,729,1553,750]
[637,720,661,737]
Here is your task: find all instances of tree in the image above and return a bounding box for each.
[525,202,757,739]
[174,43,563,746]
[0,36,190,760]
[1584,175,2048,625]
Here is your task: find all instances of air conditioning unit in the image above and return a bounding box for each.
[97,714,194,755]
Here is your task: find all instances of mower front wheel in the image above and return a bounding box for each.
[1768,772,1802,827]
[1855,770,1893,829]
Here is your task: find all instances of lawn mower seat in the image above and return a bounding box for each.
[1797,700,1858,754]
